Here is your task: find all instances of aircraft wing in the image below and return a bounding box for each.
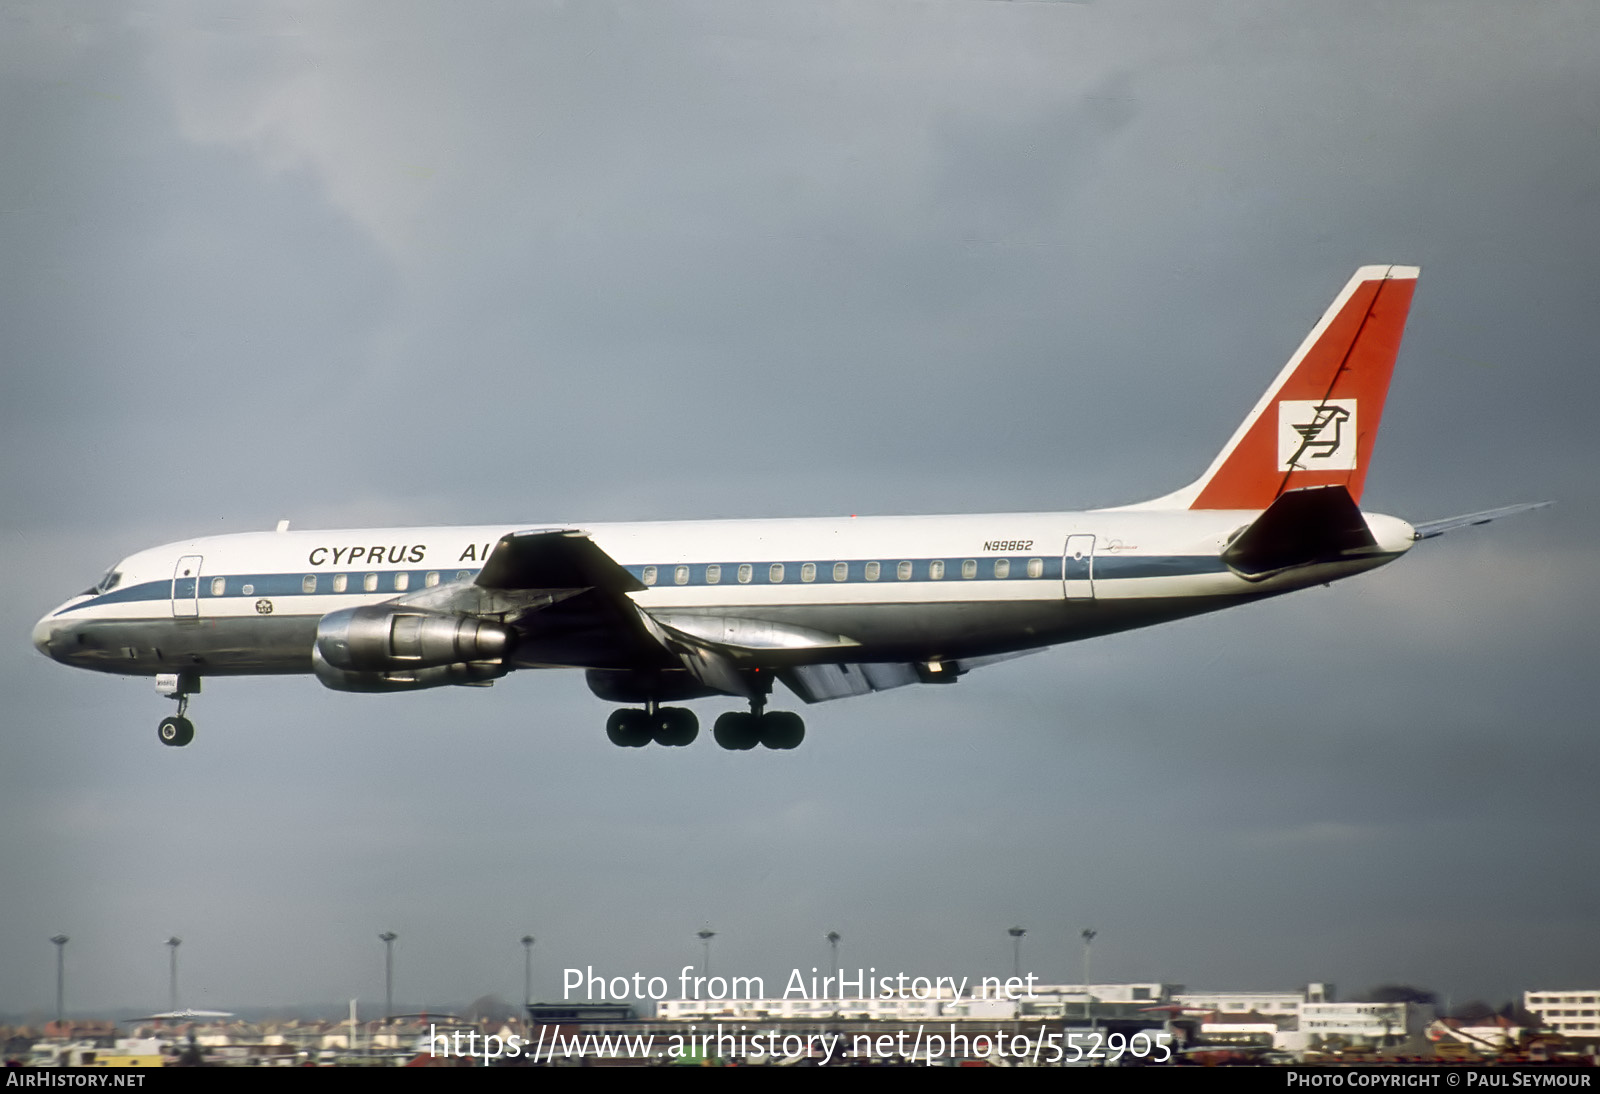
[1412,501,1551,540]
[475,528,646,593]
[394,528,667,668]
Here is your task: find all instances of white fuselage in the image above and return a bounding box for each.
[32,507,1416,681]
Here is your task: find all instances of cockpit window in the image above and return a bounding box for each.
[83,569,122,596]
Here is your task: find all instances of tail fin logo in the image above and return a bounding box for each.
[1279,399,1357,471]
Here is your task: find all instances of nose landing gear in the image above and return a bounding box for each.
[158,713,194,747]
[155,673,199,748]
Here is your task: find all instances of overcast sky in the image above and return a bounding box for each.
[3,0,1596,1019]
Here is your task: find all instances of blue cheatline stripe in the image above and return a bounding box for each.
[624,555,1232,587]
[1097,556,1231,579]
[53,554,1235,616]
[627,557,1072,587]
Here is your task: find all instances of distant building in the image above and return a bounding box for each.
[655,982,1177,1023]
[1173,983,1334,1020]
[1287,1001,1433,1055]
[1524,990,1600,1047]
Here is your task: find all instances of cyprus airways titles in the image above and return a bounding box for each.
[31,266,1544,751]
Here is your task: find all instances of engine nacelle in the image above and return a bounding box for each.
[311,646,508,693]
[316,606,512,672]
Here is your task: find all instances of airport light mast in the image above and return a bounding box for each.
[696,928,715,979]
[1008,926,1026,981]
[521,935,535,1009]
[165,937,181,1013]
[51,935,68,1024]
[826,932,841,1014]
[1080,928,1097,1031]
[379,931,397,1023]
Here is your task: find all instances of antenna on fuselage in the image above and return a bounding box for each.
[275,519,290,532]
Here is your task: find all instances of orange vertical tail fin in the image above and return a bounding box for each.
[1136,265,1419,511]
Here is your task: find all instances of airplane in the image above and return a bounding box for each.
[31,265,1545,751]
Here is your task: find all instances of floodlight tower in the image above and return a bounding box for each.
[696,928,715,979]
[165,937,181,1013]
[51,935,68,1023]
[521,935,535,1009]
[378,931,397,1023]
[1080,928,1097,1031]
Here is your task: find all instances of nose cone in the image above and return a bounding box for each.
[31,612,56,659]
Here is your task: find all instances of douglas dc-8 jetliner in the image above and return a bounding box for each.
[32,266,1544,750]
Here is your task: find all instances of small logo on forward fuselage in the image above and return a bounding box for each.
[255,599,274,615]
[1278,399,1357,471]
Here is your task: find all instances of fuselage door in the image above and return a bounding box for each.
[1063,535,1095,601]
[172,555,203,618]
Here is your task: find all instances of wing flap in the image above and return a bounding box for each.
[780,649,1046,705]
[646,613,860,653]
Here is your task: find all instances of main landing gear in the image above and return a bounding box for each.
[603,699,807,750]
[606,703,699,748]
[155,673,198,748]
[713,709,804,751]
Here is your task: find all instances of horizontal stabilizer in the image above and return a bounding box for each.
[1222,485,1376,579]
[1413,501,1551,540]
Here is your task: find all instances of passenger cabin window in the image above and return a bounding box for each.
[865,561,881,581]
[1027,557,1043,578]
[241,583,255,596]
[994,559,1010,579]
[930,560,945,580]
[332,574,348,593]
[394,573,409,591]
[675,565,689,586]
[738,564,753,584]
[769,563,784,583]
[706,564,721,584]
[302,575,317,594]
[801,562,816,583]
[642,566,657,586]
[833,562,848,582]
[961,559,977,579]
[363,573,378,592]
[425,571,440,587]
[457,570,472,580]
[211,577,226,597]
[897,561,912,581]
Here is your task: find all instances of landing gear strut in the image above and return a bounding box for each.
[155,673,199,748]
